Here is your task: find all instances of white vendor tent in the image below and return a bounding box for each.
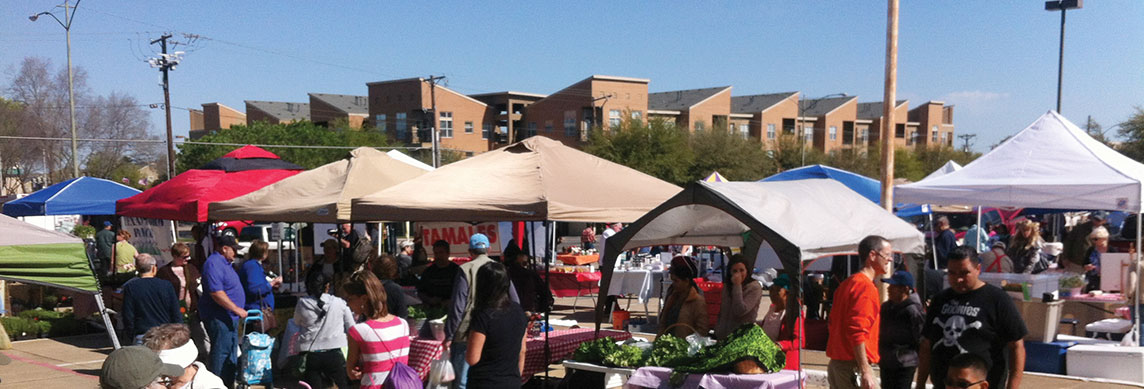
[896,111,1144,212]
[921,160,962,181]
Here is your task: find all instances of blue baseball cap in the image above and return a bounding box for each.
[103,221,113,227]
[883,270,915,288]
[469,233,490,250]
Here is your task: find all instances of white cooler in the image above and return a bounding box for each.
[1067,345,1144,384]
[1085,318,1132,341]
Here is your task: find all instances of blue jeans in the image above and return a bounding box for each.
[449,341,471,389]
[1131,305,1144,346]
[205,316,238,388]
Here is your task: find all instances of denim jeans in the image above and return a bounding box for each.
[449,341,471,389]
[205,316,238,388]
[1131,305,1144,346]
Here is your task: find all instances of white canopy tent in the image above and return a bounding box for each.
[921,160,962,181]
[896,110,1144,340]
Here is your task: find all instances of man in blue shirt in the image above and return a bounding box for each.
[933,216,957,269]
[199,235,246,387]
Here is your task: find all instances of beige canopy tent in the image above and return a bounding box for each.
[208,147,429,222]
[351,136,683,222]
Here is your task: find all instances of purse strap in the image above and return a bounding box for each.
[303,296,330,352]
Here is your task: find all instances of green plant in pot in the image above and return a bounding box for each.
[1059,274,1085,297]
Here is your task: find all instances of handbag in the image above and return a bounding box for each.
[260,297,278,332]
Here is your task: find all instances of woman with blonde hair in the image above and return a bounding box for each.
[1007,220,1044,274]
[344,271,410,387]
[1083,226,1110,292]
[113,229,139,275]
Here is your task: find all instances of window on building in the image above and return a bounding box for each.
[909,131,918,146]
[545,120,553,133]
[942,132,949,145]
[527,122,537,137]
[376,114,387,133]
[829,126,837,141]
[842,121,855,145]
[782,118,796,134]
[609,110,621,128]
[932,125,939,143]
[895,123,905,138]
[766,124,776,140]
[395,113,407,141]
[439,112,453,138]
[860,129,869,143]
[564,111,577,137]
[695,121,706,131]
[631,111,643,120]
[739,124,749,138]
[482,123,491,140]
[464,121,473,134]
[803,125,813,141]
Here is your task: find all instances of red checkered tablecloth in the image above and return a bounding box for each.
[539,270,602,297]
[406,328,631,383]
[407,337,446,381]
[522,328,631,379]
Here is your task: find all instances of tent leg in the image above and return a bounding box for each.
[94,292,120,350]
[1136,214,1141,346]
[928,212,938,270]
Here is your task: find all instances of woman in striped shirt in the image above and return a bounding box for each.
[343,271,410,388]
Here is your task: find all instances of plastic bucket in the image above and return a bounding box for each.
[612,310,630,330]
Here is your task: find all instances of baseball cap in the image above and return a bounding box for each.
[103,221,113,227]
[771,273,792,290]
[1091,211,1110,221]
[100,346,184,389]
[400,240,414,248]
[469,233,490,250]
[216,235,241,251]
[991,240,1007,250]
[882,270,915,288]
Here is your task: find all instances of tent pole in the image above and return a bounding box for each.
[929,211,938,270]
[545,221,555,382]
[95,292,120,350]
[976,206,983,250]
[1136,213,1141,346]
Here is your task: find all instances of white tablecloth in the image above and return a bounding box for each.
[608,269,666,304]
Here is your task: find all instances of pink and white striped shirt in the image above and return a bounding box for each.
[348,317,410,388]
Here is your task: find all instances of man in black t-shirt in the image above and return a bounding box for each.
[417,240,460,309]
[916,246,1028,389]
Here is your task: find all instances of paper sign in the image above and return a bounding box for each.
[418,222,502,258]
[121,217,176,268]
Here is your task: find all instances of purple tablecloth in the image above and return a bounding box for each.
[626,367,804,389]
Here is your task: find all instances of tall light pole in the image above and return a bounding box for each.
[1045,0,1082,114]
[30,0,83,179]
[798,93,846,166]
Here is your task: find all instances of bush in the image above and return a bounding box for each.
[1,316,38,337]
[72,224,96,239]
[19,308,65,320]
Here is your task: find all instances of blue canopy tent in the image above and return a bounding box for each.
[2,176,141,217]
[761,164,881,204]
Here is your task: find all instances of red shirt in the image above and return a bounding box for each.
[826,272,881,363]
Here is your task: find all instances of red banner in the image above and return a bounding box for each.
[418,222,502,257]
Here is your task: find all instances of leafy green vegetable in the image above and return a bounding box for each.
[668,324,786,384]
[603,344,647,368]
[572,337,620,364]
[648,333,694,368]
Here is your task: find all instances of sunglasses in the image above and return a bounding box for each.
[944,378,986,388]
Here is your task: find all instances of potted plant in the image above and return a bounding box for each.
[72,224,96,240]
[407,305,426,336]
[1059,274,1085,297]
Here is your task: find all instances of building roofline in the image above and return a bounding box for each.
[437,84,488,107]
[729,113,753,119]
[731,91,799,114]
[467,91,548,98]
[818,96,858,117]
[686,86,732,109]
[366,77,424,86]
[648,109,681,115]
[202,102,243,113]
[759,92,800,114]
[586,75,651,84]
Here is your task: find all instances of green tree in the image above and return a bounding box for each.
[1117,107,1144,161]
[582,117,694,185]
[176,120,392,173]
[770,133,825,171]
[687,122,777,181]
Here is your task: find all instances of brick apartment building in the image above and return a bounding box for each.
[188,103,246,139]
[192,74,955,156]
[309,93,369,128]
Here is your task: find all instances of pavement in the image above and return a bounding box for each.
[2,295,1143,388]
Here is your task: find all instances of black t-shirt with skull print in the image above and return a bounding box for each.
[923,283,1028,389]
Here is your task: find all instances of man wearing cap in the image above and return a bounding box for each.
[100,345,185,389]
[198,235,247,387]
[827,235,891,389]
[443,233,520,389]
[396,239,415,283]
[95,221,117,276]
[1062,211,1108,274]
[879,270,925,389]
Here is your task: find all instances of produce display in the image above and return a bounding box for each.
[570,323,786,385]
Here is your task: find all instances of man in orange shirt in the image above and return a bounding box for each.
[827,235,892,389]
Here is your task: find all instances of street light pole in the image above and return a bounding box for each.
[1045,0,1082,114]
[30,0,83,179]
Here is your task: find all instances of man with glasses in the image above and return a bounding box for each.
[916,246,1027,389]
[826,235,892,389]
[944,353,990,389]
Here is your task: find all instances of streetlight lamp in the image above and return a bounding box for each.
[30,0,83,179]
[1045,0,1082,114]
[798,93,847,166]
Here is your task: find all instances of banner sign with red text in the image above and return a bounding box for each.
[418,222,503,258]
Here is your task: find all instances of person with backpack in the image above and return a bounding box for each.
[465,261,529,388]
[344,271,411,388]
[294,266,355,389]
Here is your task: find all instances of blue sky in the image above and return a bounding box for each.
[2,1,1142,152]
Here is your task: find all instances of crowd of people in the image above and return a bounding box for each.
[100,225,544,389]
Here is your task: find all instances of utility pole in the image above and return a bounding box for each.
[880,0,899,213]
[1045,0,1082,114]
[958,134,976,152]
[426,75,445,168]
[150,34,178,179]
